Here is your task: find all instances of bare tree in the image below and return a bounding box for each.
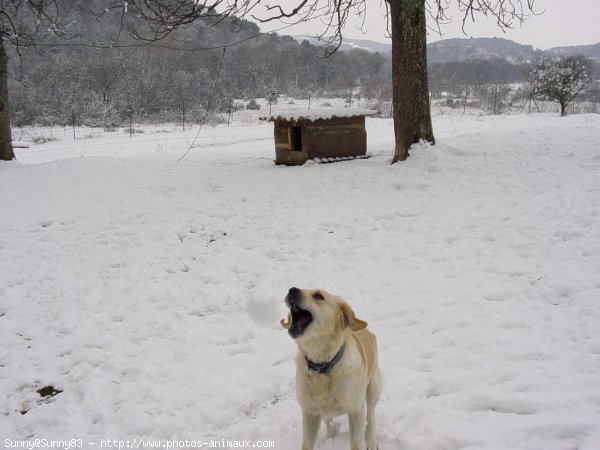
[0,29,11,160]
[1,1,70,160]
[1,0,537,162]
[475,83,511,115]
[530,55,590,116]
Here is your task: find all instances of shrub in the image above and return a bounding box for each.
[246,99,261,110]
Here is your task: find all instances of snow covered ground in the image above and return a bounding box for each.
[1,114,600,449]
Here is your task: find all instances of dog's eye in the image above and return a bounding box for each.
[312,292,325,301]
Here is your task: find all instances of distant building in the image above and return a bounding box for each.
[265,109,377,165]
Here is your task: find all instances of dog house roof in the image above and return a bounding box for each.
[264,108,378,122]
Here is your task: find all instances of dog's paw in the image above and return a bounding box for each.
[365,434,378,450]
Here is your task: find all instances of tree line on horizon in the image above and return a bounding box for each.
[6,1,600,127]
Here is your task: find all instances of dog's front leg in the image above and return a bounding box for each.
[348,407,367,450]
[301,412,321,450]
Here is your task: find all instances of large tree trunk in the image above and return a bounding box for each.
[1,36,15,161]
[389,0,434,163]
[560,100,567,116]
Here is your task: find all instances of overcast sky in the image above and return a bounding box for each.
[259,0,600,50]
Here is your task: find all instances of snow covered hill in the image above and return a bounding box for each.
[294,35,393,54]
[294,35,600,64]
[1,114,600,449]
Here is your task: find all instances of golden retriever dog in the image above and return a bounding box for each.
[281,287,382,450]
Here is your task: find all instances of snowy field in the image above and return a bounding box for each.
[1,114,600,449]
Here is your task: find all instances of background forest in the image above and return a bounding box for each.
[6,0,600,126]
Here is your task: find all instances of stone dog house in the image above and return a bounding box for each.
[265,109,377,165]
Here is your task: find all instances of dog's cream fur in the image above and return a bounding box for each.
[282,288,382,450]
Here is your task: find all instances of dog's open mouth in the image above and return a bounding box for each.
[289,304,313,338]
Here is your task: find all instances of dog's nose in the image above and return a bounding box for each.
[287,287,302,303]
[288,287,300,296]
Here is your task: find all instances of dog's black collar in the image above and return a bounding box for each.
[305,343,346,376]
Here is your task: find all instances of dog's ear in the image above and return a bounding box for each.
[280,313,292,329]
[339,302,367,331]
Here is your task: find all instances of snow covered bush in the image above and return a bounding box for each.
[530,56,590,116]
[246,99,261,110]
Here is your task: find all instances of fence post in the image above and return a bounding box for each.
[308,94,311,110]
[493,86,498,115]
[182,99,186,131]
[129,110,133,138]
[71,111,76,139]
[227,98,232,126]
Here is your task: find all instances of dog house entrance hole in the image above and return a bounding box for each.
[291,126,303,152]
